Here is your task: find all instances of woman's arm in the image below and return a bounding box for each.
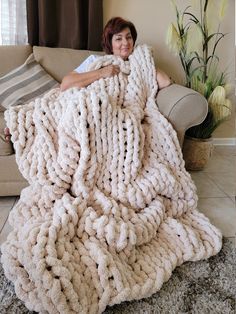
[60,65,120,91]
[156,68,172,90]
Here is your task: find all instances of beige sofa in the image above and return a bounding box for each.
[0,45,208,196]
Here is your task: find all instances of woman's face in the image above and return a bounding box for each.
[111,27,134,60]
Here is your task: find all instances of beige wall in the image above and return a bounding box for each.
[103,0,235,139]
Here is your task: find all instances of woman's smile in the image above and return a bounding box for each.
[112,27,134,60]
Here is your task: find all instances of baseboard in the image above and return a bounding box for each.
[213,137,236,146]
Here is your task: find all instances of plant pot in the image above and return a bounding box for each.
[182,135,214,171]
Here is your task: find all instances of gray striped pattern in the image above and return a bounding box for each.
[0,54,58,111]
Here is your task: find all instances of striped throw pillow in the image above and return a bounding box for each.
[0,53,59,111]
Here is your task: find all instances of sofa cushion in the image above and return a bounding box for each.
[0,45,32,77]
[33,46,104,82]
[0,111,14,155]
[0,53,59,112]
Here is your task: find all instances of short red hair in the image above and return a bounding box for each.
[102,17,137,54]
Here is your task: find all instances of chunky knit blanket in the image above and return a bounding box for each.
[1,44,222,314]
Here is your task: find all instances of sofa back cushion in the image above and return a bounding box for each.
[0,45,32,77]
[33,46,104,82]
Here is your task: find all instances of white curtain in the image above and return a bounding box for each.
[0,0,27,45]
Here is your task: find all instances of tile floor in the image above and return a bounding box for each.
[0,146,235,247]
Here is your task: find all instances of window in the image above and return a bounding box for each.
[0,0,27,45]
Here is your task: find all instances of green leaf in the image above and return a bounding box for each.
[206,55,219,64]
[203,32,225,51]
[211,33,227,58]
[184,12,200,24]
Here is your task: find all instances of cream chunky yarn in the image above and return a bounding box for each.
[1,45,222,314]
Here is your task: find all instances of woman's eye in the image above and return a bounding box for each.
[114,35,132,41]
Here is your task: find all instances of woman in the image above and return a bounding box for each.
[4,17,172,141]
[60,17,172,91]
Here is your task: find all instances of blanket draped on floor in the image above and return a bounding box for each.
[1,44,222,314]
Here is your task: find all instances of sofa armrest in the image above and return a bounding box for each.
[156,84,208,146]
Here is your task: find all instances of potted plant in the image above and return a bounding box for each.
[166,0,232,170]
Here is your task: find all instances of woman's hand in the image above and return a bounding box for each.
[100,65,120,78]
[3,128,11,143]
[156,68,172,90]
[60,65,121,91]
